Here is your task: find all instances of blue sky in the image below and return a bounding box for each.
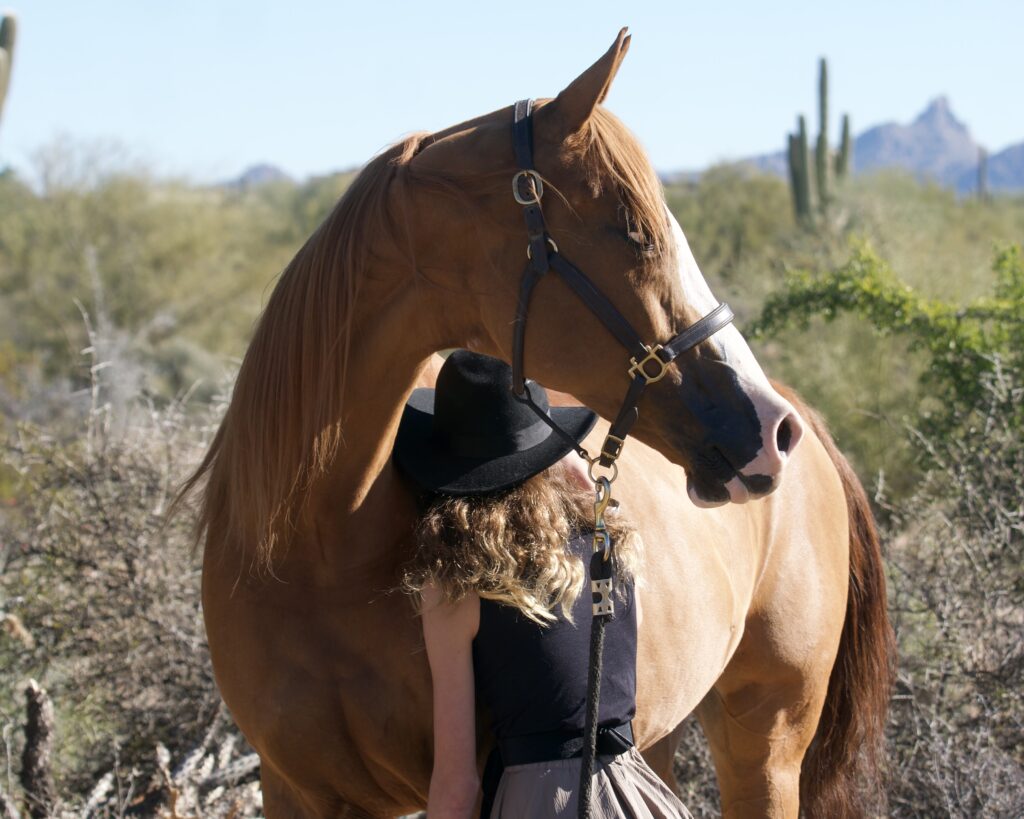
[3,1,1022,182]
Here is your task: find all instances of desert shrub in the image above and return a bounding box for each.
[884,365,1024,817]
[0,329,256,813]
[667,171,1024,496]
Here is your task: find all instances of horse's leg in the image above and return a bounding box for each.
[696,603,841,819]
[260,764,314,818]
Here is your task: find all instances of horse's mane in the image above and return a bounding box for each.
[179,104,667,574]
[178,134,429,573]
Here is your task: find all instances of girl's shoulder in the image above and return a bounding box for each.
[421,583,481,641]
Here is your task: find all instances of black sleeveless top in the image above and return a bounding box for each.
[471,533,637,740]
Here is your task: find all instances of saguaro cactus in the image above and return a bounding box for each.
[978,147,989,201]
[836,113,852,179]
[787,116,812,222]
[0,13,15,132]
[815,57,830,213]
[787,57,852,225]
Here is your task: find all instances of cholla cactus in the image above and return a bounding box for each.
[0,13,15,132]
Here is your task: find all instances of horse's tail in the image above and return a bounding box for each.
[782,390,896,818]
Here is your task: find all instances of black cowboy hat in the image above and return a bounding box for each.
[393,351,597,496]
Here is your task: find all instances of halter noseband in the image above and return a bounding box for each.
[509,99,735,476]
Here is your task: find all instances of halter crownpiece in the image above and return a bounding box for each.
[508,98,735,474]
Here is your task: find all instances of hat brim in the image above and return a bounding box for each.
[393,389,598,496]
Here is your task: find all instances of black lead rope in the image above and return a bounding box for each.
[577,480,615,817]
[578,590,608,814]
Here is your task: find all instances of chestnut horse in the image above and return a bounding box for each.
[184,30,894,818]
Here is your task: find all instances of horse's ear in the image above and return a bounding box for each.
[546,28,631,137]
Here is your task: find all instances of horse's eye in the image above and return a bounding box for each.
[626,230,656,256]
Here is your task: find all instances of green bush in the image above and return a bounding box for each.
[752,243,1024,446]
[0,144,354,394]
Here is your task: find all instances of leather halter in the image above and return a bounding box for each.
[509,99,735,473]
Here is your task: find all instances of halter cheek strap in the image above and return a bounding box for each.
[508,99,734,471]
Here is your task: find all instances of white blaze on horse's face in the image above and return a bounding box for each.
[668,210,805,506]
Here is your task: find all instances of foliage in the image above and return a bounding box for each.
[665,165,797,297]
[752,243,1024,444]
[0,144,354,395]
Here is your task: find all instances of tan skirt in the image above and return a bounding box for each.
[489,747,693,818]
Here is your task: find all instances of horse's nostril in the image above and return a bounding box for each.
[777,417,793,454]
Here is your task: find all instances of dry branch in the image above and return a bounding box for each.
[19,681,54,819]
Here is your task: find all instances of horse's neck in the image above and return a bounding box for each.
[298,282,440,577]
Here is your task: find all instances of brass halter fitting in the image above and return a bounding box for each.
[526,237,558,260]
[600,434,626,465]
[592,476,613,562]
[591,476,615,616]
[512,169,544,205]
[628,343,670,384]
[586,454,619,485]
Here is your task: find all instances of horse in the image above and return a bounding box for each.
[182,30,894,818]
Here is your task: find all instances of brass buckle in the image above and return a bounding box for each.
[526,237,558,260]
[628,344,669,383]
[601,434,625,464]
[512,170,544,205]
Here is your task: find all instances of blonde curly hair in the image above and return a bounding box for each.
[402,462,641,624]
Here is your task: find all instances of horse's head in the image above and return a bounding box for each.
[405,29,803,506]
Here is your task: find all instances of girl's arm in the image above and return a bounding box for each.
[421,584,481,818]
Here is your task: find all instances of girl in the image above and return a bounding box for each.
[394,350,691,818]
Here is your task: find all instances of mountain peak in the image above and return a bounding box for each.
[222,163,293,191]
[914,96,967,133]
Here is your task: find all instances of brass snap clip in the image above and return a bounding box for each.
[592,476,615,616]
[592,476,613,562]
